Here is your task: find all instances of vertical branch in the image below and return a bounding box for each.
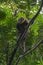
[23,42,26,52]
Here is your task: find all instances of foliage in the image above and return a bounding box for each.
[0,0,43,65]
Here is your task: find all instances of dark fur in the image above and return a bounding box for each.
[17,19,28,33]
[17,18,29,52]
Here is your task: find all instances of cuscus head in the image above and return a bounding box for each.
[18,17,25,24]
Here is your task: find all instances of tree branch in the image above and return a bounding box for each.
[15,40,43,65]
